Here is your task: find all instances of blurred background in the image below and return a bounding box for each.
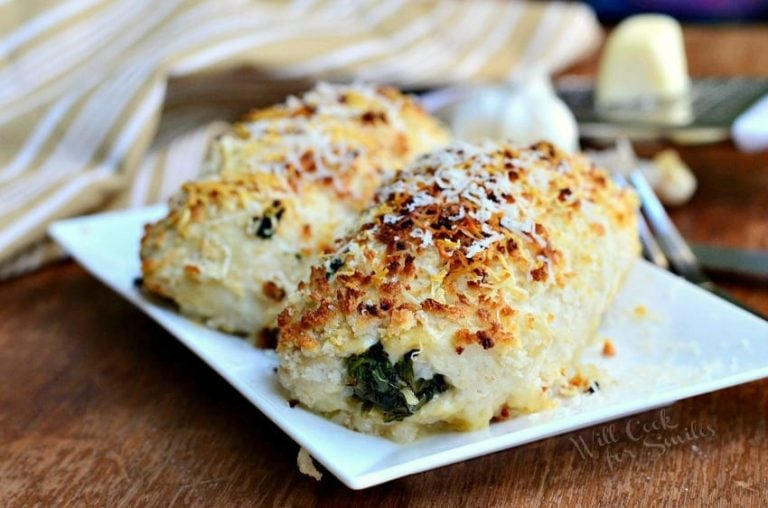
[0,0,766,289]
[584,0,768,21]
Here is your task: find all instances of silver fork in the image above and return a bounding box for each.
[626,170,765,320]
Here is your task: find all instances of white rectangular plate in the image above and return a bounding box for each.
[50,206,768,489]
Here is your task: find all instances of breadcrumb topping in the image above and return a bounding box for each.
[278,141,638,352]
[212,82,446,204]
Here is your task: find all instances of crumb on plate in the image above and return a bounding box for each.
[297,447,323,481]
[602,339,616,357]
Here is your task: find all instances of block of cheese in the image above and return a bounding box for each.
[596,14,689,109]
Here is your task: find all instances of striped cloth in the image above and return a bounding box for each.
[0,0,600,280]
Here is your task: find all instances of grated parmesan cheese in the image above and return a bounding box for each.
[410,227,434,247]
[383,214,401,224]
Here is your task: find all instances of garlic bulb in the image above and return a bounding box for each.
[449,75,579,153]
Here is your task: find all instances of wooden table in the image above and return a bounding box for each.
[2,25,767,506]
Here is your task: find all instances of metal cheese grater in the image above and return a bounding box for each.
[556,77,768,145]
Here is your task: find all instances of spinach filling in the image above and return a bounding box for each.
[252,201,285,239]
[346,342,449,422]
[326,257,344,279]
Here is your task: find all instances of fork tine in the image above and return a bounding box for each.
[612,172,670,269]
[637,214,670,269]
[628,169,709,285]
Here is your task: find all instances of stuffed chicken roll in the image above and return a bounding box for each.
[140,83,449,337]
[277,141,639,441]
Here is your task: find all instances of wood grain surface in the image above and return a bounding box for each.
[2,25,767,507]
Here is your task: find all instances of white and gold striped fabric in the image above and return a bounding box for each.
[0,0,600,279]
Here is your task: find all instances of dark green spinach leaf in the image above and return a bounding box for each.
[346,342,449,421]
[326,257,344,279]
[252,202,285,239]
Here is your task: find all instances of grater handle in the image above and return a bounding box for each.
[732,94,768,153]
